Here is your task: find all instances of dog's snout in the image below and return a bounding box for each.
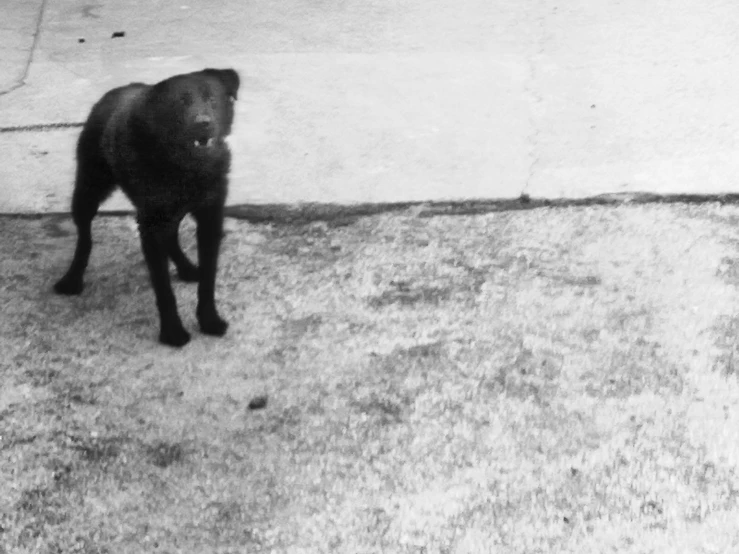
[192,121,216,148]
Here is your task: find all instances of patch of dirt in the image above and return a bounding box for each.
[2,203,739,552]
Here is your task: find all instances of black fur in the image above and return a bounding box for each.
[54,68,240,347]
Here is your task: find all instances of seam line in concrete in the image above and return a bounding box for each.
[522,3,547,197]
[0,0,49,97]
[0,122,84,133]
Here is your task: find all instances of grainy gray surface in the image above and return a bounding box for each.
[3,204,739,552]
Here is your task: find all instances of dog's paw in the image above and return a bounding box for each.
[54,276,84,295]
[159,325,191,347]
[176,262,199,283]
[197,309,229,337]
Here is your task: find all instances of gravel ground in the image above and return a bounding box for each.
[2,203,739,553]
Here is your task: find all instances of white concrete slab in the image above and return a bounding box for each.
[525,0,739,198]
[2,0,739,213]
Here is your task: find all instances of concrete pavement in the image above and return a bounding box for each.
[2,0,739,214]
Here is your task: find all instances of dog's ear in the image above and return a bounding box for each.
[203,68,240,100]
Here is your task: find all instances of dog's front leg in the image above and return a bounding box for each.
[193,203,228,337]
[138,214,191,347]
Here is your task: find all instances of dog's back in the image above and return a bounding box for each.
[75,83,147,175]
[94,85,150,175]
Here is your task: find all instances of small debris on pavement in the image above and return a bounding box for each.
[111,31,126,38]
[248,396,268,410]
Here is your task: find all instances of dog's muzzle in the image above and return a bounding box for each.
[192,115,217,148]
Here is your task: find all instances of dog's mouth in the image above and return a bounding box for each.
[191,118,219,149]
[193,136,216,148]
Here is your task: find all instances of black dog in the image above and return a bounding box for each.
[54,68,240,347]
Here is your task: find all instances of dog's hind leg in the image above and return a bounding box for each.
[193,203,228,337]
[166,225,199,282]
[54,150,116,295]
[138,214,191,347]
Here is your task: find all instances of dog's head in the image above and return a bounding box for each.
[140,68,240,159]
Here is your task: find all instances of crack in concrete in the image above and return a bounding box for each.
[0,0,50,97]
[522,1,549,197]
[0,122,84,133]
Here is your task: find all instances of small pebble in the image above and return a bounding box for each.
[248,396,268,410]
[111,31,125,38]
[78,38,85,43]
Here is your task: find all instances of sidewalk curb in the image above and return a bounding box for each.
[3,193,738,226]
